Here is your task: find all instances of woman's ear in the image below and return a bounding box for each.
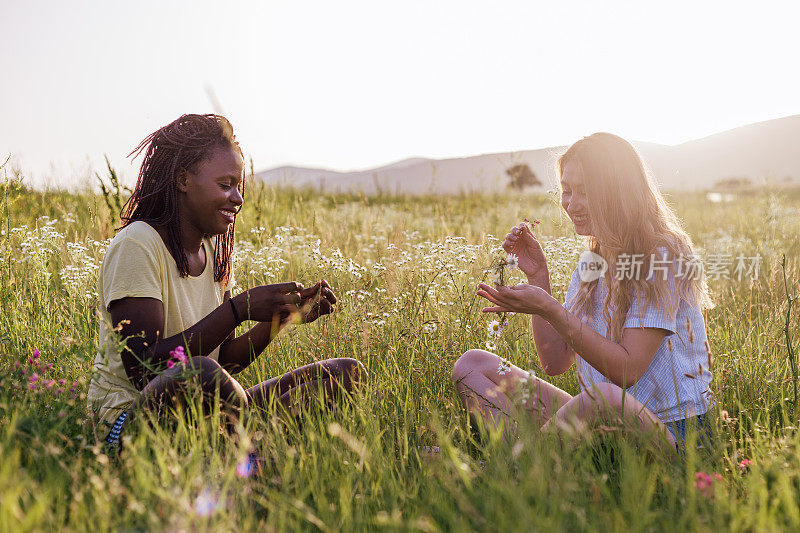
[176,170,190,193]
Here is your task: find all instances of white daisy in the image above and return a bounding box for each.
[485,340,497,352]
[506,253,519,270]
[497,357,511,375]
[423,322,437,333]
[492,270,502,284]
[487,320,503,337]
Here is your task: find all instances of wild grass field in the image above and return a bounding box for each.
[1,171,800,531]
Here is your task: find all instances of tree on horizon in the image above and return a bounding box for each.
[506,163,541,191]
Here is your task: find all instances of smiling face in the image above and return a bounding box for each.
[179,145,244,238]
[560,160,593,236]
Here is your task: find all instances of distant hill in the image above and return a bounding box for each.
[257,115,800,194]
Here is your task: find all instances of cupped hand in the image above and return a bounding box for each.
[298,279,337,323]
[235,282,303,324]
[503,223,548,281]
[477,282,553,315]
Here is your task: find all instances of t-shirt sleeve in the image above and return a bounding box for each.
[624,249,678,334]
[625,295,677,334]
[101,236,163,310]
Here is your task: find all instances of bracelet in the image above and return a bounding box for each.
[229,298,241,325]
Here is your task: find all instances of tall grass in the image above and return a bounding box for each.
[1,175,799,531]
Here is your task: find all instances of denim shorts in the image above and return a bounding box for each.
[665,413,711,450]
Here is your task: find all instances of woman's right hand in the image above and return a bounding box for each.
[503,223,549,283]
[233,282,303,324]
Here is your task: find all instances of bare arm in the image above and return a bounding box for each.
[478,283,669,387]
[539,296,668,386]
[525,272,576,376]
[111,296,242,389]
[110,282,304,388]
[500,223,575,374]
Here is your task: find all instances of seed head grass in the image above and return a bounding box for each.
[1,176,800,530]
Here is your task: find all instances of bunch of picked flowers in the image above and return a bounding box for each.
[484,217,540,367]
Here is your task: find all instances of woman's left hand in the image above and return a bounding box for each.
[298,279,337,323]
[477,282,552,315]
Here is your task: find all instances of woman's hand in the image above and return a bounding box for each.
[503,223,548,283]
[298,279,337,324]
[477,282,553,315]
[233,282,302,324]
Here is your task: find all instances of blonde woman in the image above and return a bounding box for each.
[452,133,713,450]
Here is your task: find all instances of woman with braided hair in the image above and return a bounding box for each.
[88,114,367,451]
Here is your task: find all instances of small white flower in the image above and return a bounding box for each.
[423,322,438,333]
[485,340,497,352]
[497,357,511,375]
[487,320,503,338]
[506,253,519,270]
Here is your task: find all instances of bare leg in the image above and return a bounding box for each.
[451,349,572,436]
[246,357,368,412]
[117,356,249,440]
[137,355,248,412]
[543,382,676,450]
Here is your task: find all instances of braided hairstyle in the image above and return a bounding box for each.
[122,114,244,286]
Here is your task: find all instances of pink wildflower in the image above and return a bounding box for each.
[694,471,722,498]
[167,360,175,370]
[738,458,753,470]
[32,350,40,359]
[29,373,39,383]
[170,346,188,365]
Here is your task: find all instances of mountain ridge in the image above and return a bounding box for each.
[257,115,800,194]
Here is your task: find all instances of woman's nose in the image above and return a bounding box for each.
[230,187,244,206]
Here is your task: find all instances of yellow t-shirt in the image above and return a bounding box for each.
[87,221,232,436]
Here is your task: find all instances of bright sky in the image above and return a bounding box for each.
[2,0,798,188]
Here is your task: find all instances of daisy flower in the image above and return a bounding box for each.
[497,358,511,375]
[423,322,438,333]
[506,253,519,270]
[491,270,502,285]
[485,340,497,352]
[487,320,503,337]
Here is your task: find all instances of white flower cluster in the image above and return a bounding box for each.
[1,217,110,299]
[59,239,107,299]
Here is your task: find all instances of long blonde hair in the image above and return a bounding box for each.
[559,133,712,341]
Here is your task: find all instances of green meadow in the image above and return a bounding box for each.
[2,172,800,531]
